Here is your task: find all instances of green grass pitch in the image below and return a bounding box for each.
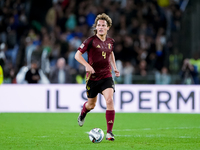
[0,113,200,150]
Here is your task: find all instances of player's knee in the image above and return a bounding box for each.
[106,97,113,106]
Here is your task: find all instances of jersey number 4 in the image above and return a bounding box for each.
[102,51,106,59]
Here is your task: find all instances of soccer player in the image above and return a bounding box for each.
[75,13,120,141]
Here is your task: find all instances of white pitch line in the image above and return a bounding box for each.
[8,136,50,138]
[113,126,200,131]
[115,134,199,139]
[115,135,132,137]
[85,127,200,139]
[35,136,49,138]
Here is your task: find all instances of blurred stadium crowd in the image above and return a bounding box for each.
[0,0,199,84]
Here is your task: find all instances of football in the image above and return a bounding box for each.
[88,128,104,143]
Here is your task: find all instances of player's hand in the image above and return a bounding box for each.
[86,65,95,74]
[114,69,120,77]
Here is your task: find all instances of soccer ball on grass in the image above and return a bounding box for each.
[88,128,104,143]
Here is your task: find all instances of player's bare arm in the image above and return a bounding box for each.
[110,52,120,77]
[75,50,95,74]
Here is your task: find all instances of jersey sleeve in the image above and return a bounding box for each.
[78,37,93,54]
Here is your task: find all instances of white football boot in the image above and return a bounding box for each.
[77,113,85,127]
[106,131,115,141]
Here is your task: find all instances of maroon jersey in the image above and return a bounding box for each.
[78,35,114,81]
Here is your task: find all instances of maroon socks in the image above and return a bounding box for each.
[81,102,90,117]
[106,110,115,133]
[81,103,115,133]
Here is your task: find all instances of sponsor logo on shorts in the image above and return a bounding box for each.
[87,86,90,90]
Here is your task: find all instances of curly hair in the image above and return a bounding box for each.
[92,13,112,34]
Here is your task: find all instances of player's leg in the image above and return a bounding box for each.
[81,96,98,118]
[78,78,98,127]
[102,88,115,141]
[78,96,97,127]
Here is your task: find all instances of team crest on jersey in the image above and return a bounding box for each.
[80,43,84,49]
[108,43,111,49]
